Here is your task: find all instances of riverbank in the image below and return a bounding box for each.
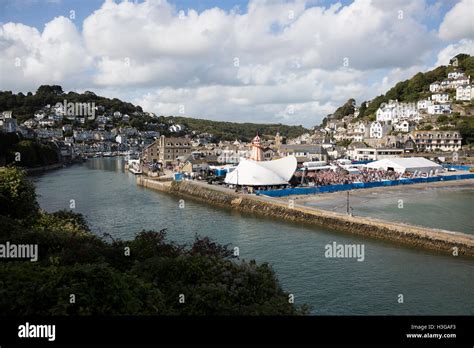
[136,176,474,257]
[25,163,64,174]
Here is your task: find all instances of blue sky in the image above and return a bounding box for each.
[0,0,458,32]
[0,0,472,126]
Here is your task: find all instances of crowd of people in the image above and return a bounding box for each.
[293,167,428,187]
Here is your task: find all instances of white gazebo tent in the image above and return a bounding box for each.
[224,156,297,186]
[364,157,442,174]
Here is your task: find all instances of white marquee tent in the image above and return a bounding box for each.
[364,157,442,174]
[224,156,297,186]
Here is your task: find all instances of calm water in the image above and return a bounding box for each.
[33,158,474,315]
[304,185,474,234]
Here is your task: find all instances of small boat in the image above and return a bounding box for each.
[128,159,142,175]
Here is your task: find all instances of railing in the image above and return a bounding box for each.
[255,174,474,197]
[441,164,472,171]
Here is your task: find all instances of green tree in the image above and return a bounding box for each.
[0,167,38,219]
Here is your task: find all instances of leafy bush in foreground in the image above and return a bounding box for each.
[0,167,308,315]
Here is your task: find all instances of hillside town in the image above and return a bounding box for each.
[1,58,473,186]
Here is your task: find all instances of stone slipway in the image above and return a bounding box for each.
[137,176,474,257]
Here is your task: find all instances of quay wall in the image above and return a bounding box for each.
[137,177,474,257]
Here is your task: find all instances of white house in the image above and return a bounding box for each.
[38,119,55,127]
[427,104,451,115]
[394,120,411,133]
[440,80,451,89]
[34,111,46,120]
[456,85,474,101]
[23,119,38,128]
[429,82,441,93]
[431,93,450,103]
[169,124,184,132]
[369,122,385,139]
[451,76,470,87]
[448,71,464,80]
[417,99,432,110]
[376,100,418,123]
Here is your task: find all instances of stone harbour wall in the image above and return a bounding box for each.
[137,177,474,257]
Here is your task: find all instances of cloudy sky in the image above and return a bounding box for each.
[1,0,473,126]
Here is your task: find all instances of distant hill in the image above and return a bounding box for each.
[161,116,308,142]
[0,85,309,142]
[0,85,142,125]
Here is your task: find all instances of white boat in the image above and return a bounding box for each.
[128,159,142,175]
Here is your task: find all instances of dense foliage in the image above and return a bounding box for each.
[0,133,60,167]
[0,86,142,125]
[360,54,474,118]
[164,116,309,142]
[0,168,307,315]
[331,99,355,120]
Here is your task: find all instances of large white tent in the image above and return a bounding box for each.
[224,156,297,186]
[364,157,442,174]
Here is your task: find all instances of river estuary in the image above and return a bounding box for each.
[33,158,474,315]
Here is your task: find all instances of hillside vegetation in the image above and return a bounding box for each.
[359,54,474,119]
[321,54,474,145]
[163,116,308,142]
[0,86,309,142]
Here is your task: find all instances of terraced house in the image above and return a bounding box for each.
[412,130,462,152]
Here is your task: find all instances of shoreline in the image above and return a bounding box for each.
[136,176,474,258]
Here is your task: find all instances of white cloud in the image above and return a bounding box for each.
[0,0,472,126]
[0,17,92,91]
[439,0,474,40]
[435,39,474,66]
